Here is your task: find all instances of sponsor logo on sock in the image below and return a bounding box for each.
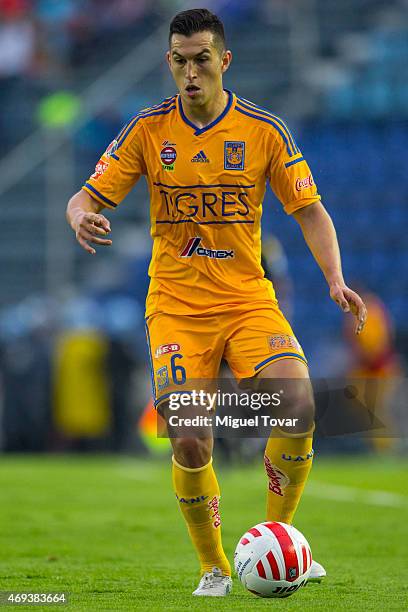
[208,495,221,528]
[176,494,208,504]
[281,450,314,461]
[264,456,290,496]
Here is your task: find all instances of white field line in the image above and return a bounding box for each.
[116,466,408,508]
[306,481,408,508]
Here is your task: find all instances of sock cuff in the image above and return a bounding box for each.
[172,455,213,473]
[273,423,315,439]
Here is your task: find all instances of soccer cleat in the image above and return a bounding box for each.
[192,567,233,597]
[308,559,326,583]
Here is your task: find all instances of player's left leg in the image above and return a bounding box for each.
[256,358,326,582]
[255,357,315,525]
[224,303,326,581]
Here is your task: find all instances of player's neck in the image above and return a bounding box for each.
[182,89,229,129]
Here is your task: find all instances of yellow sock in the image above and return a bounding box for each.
[172,456,231,576]
[264,431,314,524]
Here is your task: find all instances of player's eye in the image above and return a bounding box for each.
[197,57,209,63]
[175,58,186,65]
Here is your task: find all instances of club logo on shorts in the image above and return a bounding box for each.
[264,456,290,497]
[156,366,169,390]
[224,141,245,170]
[268,334,301,352]
[180,237,234,260]
[160,146,177,171]
[295,175,314,191]
[91,160,109,180]
[155,343,180,358]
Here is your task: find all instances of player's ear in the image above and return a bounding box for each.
[166,50,171,70]
[221,50,232,74]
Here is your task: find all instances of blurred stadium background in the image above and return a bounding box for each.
[0,0,407,456]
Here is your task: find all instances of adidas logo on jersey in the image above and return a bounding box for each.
[191,150,210,163]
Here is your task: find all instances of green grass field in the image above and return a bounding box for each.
[0,454,407,611]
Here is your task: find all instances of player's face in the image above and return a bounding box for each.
[167,31,231,108]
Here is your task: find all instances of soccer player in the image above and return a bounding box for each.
[66,8,367,596]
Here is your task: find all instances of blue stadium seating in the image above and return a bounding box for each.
[263,121,408,354]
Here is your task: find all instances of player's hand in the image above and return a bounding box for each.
[329,282,367,334]
[72,212,112,255]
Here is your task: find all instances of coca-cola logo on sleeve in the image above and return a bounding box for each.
[295,175,314,191]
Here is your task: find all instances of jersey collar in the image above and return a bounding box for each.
[177,89,234,136]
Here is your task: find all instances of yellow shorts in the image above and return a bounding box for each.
[145,301,307,408]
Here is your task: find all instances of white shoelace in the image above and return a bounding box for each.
[200,568,225,590]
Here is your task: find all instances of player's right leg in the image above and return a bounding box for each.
[160,402,232,595]
[145,312,231,594]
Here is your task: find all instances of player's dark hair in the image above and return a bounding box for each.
[169,8,226,52]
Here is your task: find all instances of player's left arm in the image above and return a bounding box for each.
[293,201,367,334]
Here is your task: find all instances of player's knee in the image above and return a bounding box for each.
[279,390,315,433]
[172,437,213,468]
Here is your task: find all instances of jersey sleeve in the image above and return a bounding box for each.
[267,124,321,215]
[82,119,146,209]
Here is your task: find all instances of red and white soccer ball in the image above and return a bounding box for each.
[234,521,312,598]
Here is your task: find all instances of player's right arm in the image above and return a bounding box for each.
[66,190,112,255]
[67,114,146,254]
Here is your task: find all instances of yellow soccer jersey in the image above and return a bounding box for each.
[83,91,320,317]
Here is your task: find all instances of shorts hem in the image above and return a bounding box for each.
[253,352,308,375]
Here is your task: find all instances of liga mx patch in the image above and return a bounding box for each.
[224,141,245,171]
[105,139,118,157]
